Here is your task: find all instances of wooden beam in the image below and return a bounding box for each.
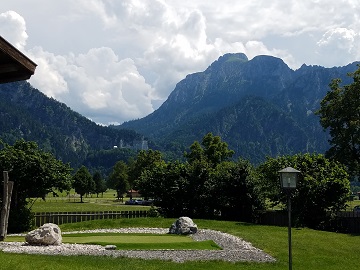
[0,36,36,74]
[0,171,13,241]
[0,36,37,83]
[0,63,19,73]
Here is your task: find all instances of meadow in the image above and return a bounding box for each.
[1,217,360,270]
[2,191,358,269]
[30,189,150,212]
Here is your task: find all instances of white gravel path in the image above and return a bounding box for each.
[0,228,275,263]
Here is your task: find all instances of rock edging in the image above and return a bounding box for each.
[0,228,275,263]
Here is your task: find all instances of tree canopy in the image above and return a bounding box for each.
[257,153,350,229]
[92,171,107,197]
[184,133,234,166]
[107,161,129,200]
[316,66,360,176]
[136,133,264,220]
[0,139,73,232]
[73,166,94,203]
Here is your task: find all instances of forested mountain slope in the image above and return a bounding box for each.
[118,53,359,163]
[0,81,145,169]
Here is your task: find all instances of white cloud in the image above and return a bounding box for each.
[316,28,360,66]
[318,28,356,51]
[28,47,69,97]
[28,46,155,125]
[1,0,360,125]
[0,10,27,50]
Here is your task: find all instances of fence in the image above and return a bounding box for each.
[33,210,360,234]
[33,210,148,227]
[256,210,360,234]
[334,211,360,234]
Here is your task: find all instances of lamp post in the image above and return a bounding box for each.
[279,167,300,270]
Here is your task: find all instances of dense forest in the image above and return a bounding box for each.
[0,81,149,176]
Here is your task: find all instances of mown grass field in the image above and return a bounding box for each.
[30,189,150,212]
[6,232,220,250]
[1,218,360,270]
[32,189,360,212]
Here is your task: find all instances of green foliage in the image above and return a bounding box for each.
[107,161,129,200]
[147,205,160,217]
[83,148,137,177]
[185,133,234,166]
[92,171,107,197]
[73,166,94,203]
[137,134,264,221]
[0,81,146,171]
[0,139,72,232]
[257,153,350,229]
[137,160,189,217]
[316,66,360,176]
[129,149,165,189]
[210,159,266,221]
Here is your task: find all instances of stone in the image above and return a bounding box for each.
[105,245,117,250]
[25,223,62,245]
[169,217,198,235]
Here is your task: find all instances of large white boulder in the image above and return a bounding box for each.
[25,223,62,245]
[169,217,198,235]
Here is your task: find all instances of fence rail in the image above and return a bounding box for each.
[334,211,360,233]
[33,210,360,234]
[33,210,148,227]
[256,210,360,234]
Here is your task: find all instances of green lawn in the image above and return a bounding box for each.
[30,200,149,212]
[1,218,359,270]
[30,189,150,212]
[6,232,220,250]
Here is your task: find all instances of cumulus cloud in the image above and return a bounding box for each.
[1,0,360,125]
[316,28,360,66]
[0,10,27,50]
[28,46,155,125]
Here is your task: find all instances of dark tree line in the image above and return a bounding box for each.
[72,166,107,202]
[131,133,350,230]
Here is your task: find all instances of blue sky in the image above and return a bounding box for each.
[1,0,359,125]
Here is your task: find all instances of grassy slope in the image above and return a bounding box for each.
[1,218,359,270]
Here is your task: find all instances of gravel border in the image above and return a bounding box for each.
[0,228,275,263]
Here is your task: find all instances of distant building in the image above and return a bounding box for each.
[126,189,141,198]
[116,137,148,151]
[133,137,148,150]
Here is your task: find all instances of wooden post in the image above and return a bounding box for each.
[0,171,13,241]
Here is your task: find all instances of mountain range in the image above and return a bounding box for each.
[0,53,359,173]
[0,81,147,173]
[118,53,359,164]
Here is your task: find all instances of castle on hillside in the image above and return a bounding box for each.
[116,137,148,151]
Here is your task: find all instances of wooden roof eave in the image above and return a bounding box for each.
[0,36,37,84]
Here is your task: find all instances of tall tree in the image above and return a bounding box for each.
[136,134,262,220]
[129,150,165,189]
[93,171,107,197]
[136,160,189,217]
[211,159,265,221]
[108,161,129,200]
[73,166,94,203]
[185,133,234,167]
[316,66,360,176]
[258,153,350,229]
[0,139,72,232]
